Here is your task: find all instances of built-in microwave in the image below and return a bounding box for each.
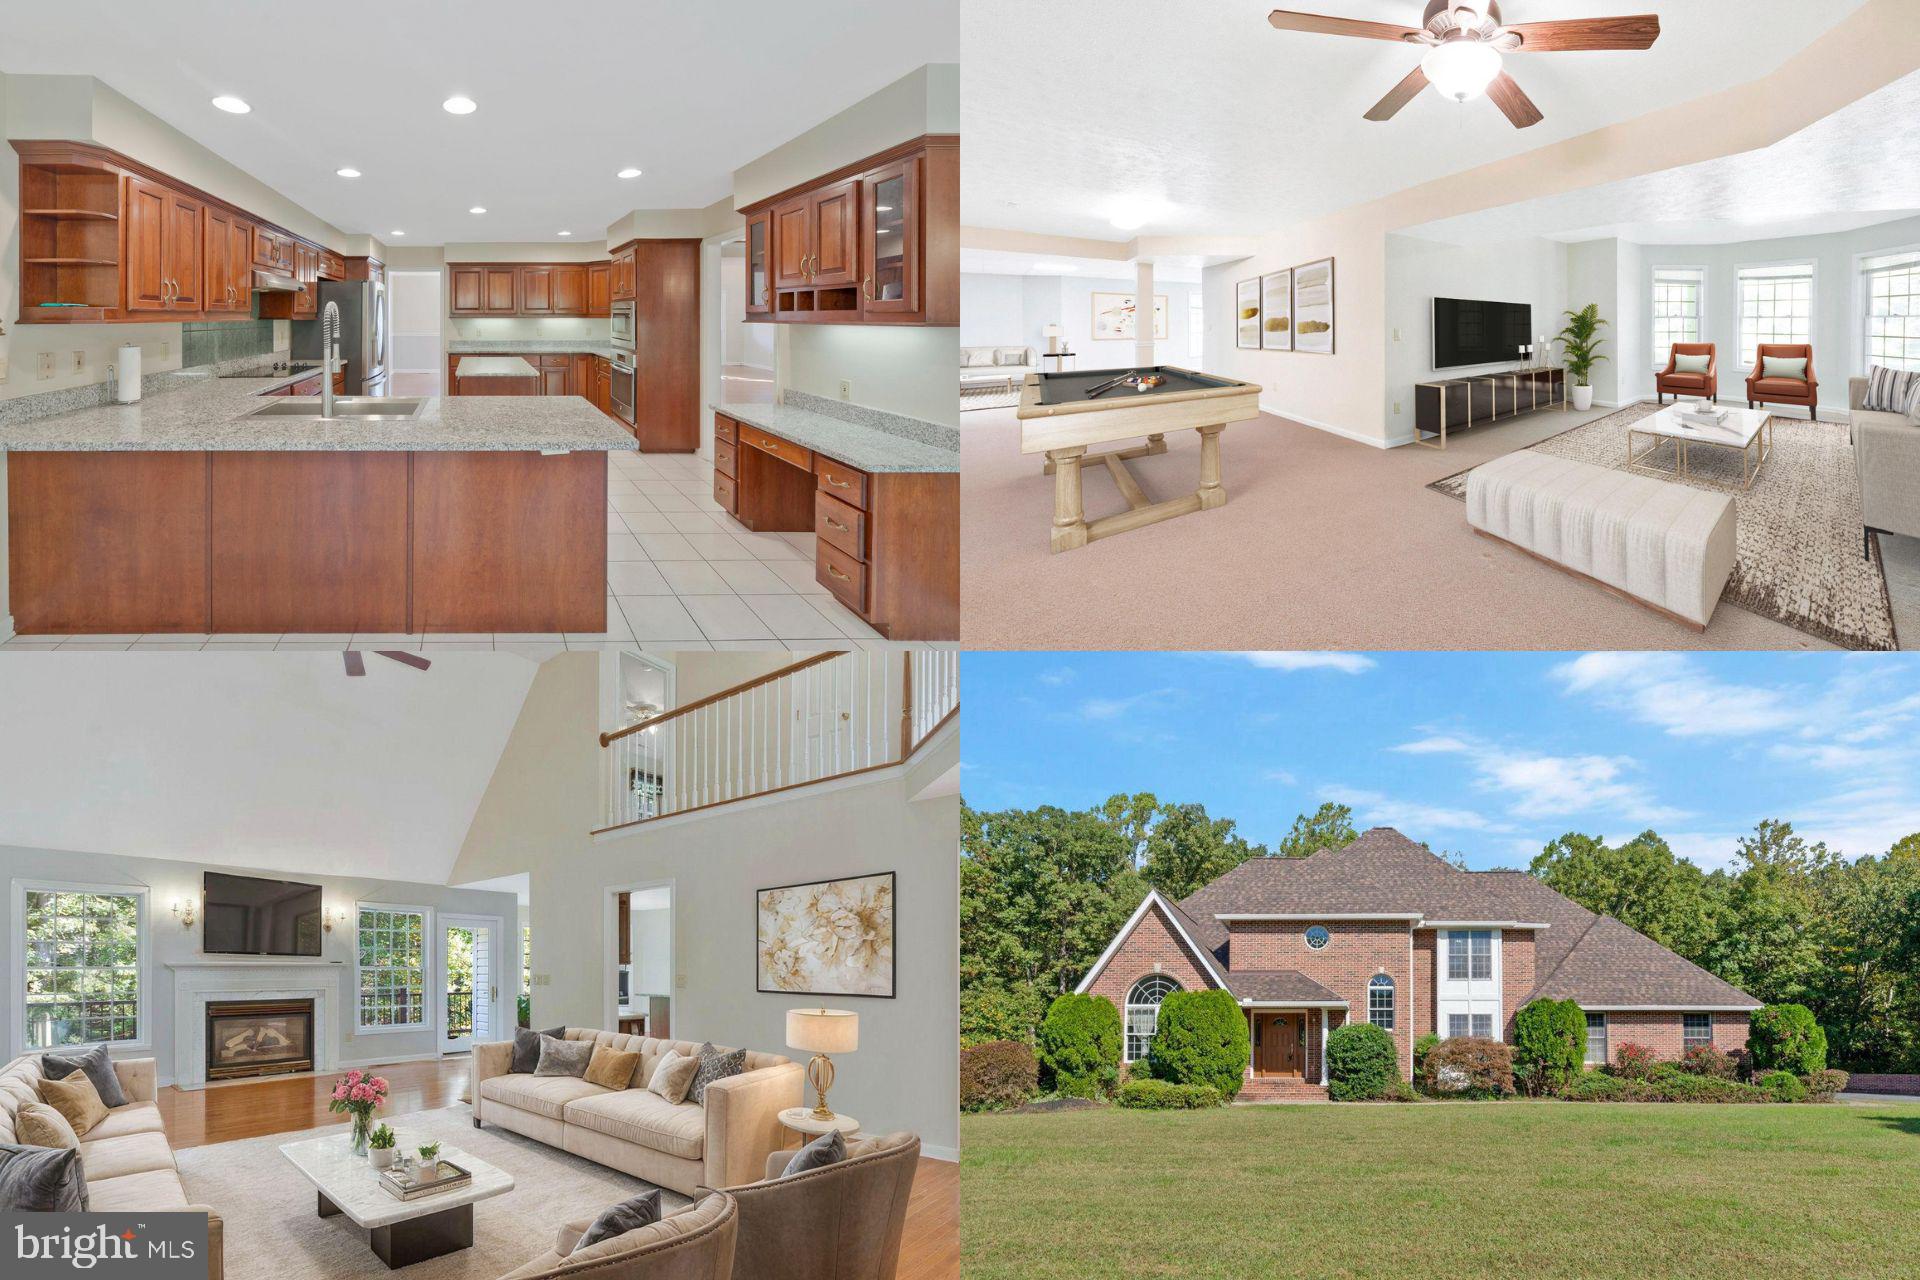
[610,300,635,352]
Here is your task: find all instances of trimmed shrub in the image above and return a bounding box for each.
[1512,998,1585,1096]
[1560,1070,1629,1101]
[1420,1036,1514,1098]
[960,1040,1038,1112]
[1147,989,1251,1100]
[1749,1004,1828,1075]
[1802,1069,1850,1101]
[1117,1078,1222,1110]
[1611,1042,1657,1080]
[1760,1069,1808,1102]
[1559,1069,1770,1103]
[1037,993,1122,1099]
[1413,1032,1440,1074]
[1325,1022,1401,1101]
[1680,1044,1737,1079]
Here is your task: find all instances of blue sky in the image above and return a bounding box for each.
[960,652,1920,871]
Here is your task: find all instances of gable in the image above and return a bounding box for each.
[1076,892,1227,1002]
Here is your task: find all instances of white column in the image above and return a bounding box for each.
[1245,1007,1254,1080]
[1134,260,1156,368]
[1320,1007,1328,1084]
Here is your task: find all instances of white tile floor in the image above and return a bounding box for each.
[3,450,946,654]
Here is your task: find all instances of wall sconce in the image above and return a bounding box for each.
[323,907,340,933]
[172,899,197,929]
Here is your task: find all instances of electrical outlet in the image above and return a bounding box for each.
[1393,328,1402,343]
[675,973,687,989]
[37,352,54,380]
[1394,400,1402,416]
[70,350,85,373]
[159,340,169,359]
[838,379,851,401]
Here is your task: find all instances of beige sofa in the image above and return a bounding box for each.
[960,346,1035,390]
[472,1029,801,1197]
[0,1053,223,1279]
[1851,375,1920,556]
[500,1190,738,1280]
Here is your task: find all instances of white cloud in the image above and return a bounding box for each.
[1265,767,1298,786]
[1229,652,1376,675]
[1071,687,1174,722]
[1035,666,1076,687]
[1320,784,1504,833]
[1549,652,1798,738]
[1662,831,1746,873]
[1391,735,1472,755]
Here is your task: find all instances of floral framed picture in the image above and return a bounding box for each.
[1236,278,1261,349]
[756,871,896,998]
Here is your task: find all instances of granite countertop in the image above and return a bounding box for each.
[0,356,636,453]
[449,339,620,358]
[715,398,958,474]
[453,356,539,378]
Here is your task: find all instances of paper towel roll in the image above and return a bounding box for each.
[116,344,142,403]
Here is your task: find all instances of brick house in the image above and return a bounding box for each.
[1076,828,1760,1099]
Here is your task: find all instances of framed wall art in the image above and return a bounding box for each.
[1236,278,1261,349]
[1293,257,1335,354]
[1260,269,1293,352]
[1091,291,1169,341]
[755,870,896,998]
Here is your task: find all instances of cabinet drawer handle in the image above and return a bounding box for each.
[862,274,874,301]
[824,516,850,534]
[826,565,851,583]
[826,475,851,489]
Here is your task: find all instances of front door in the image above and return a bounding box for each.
[1256,1013,1303,1076]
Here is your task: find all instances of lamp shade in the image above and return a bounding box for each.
[787,1008,858,1054]
[1043,323,1063,338]
[1421,41,1501,103]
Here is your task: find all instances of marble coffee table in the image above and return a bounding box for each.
[1628,403,1773,489]
[279,1131,514,1269]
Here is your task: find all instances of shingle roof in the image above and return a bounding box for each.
[1225,970,1343,1003]
[1528,914,1762,1009]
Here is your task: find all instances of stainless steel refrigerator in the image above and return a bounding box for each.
[290,279,390,396]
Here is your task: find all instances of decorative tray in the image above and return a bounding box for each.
[379,1158,473,1200]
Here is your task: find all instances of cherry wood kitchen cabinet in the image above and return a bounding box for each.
[203,206,252,314]
[448,262,608,316]
[552,263,588,316]
[625,238,701,452]
[520,265,554,314]
[288,242,319,319]
[537,354,572,397]
[124,175,203,314]
[586,261,612,316]
[743,210,772,317]
[611,245,636,301]
[319,249,346,281]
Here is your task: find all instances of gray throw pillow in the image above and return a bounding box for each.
[0,1142,87,1211]
[534,1034,593,1078]
[689,1042,746,1105]
[781,1129,847,1178]
[576,1188,663,1252]
[40,1044,128,1109]
[511,1025,566,1074]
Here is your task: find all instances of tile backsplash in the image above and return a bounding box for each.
[181,320,277,368]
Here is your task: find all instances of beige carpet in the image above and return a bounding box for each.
[1427,403,1896,650]
[174,1106,690,1280]
[958,402,1837,651]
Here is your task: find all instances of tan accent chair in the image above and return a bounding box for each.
[1851,375,1920,558]
[472,1029,802,1196]
[498,1190,737,1280]
[1747,342,1819,419]
[1655,342,1717,404]
[723,1132,920,1280]
[0,1053,224,1279]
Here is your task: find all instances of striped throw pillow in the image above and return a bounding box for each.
[1862,364,1920,415]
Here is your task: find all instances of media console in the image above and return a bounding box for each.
[1412,367,1566,450]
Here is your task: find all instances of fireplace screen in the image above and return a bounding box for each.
[206,999,315,1080]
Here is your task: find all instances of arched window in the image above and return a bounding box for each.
[1368,974,1396,1031]
[1125,975,1181,1062]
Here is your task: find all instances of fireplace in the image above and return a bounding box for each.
[205,999,316,1081]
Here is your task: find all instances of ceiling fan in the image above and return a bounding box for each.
[342,651,432,677]
[1267,3,1661,129]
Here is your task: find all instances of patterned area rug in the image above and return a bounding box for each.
[1428,402,1897,650]
[961,385,1020,411]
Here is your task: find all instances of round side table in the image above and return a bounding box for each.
[778,1106,861,1145]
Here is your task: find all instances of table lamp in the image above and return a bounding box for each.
[786,1007,858,1120]
[1044,323,1063,355]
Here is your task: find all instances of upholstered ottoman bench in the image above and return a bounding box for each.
[1466,452,1738,630]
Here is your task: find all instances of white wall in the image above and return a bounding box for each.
[962,272,1202,368]
[783,326,957,426]
[719,255,773,369]
[1566,238,1622,405]
[0,844,518,1084]
[959,274,1025,349]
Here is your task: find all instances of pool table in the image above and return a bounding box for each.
[1015,365,1261,552]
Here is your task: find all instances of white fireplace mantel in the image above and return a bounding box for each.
[169,959,344,1090]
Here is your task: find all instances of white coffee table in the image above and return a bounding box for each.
[279,1132,514,1270]
[1628,403,1773,489]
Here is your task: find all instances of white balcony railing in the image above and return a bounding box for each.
[597,649,958,832]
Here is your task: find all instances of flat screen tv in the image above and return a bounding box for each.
[202,871,324,957]
[1433,297,1533,370]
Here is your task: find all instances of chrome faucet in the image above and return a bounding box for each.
[320,300,340,418]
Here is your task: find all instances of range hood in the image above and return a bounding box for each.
[252,270,302,293]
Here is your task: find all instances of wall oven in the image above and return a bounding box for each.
[609,353,636,427]
[610,300,636,353]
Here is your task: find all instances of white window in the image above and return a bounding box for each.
[15,881,149,1053]
[357,905,429,1031]
[1439,929,1501,1041]
[1585,1012,1608,1066]
[1448,1014,1468,1038]
[1683,1013,1712,1051]
[1368,974,1395,1031]
[1652,267,1705,369]
[1124,975,1180,1063]
[1447,930,1492,981]
[1738,262,1814,368]
[1863,250,1920,373]
[1472,1013,1492,1039]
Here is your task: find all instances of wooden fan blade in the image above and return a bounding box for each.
[1504,15,1660,51]
[1267,9,1422,42]
[343,651,366,677]
[1487,71,1544,128]
[1365,64,1430,121]
[377,650,432,671]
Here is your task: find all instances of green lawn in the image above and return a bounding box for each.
[961,1101,1920,1280]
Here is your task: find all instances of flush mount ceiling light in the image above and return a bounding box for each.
[1107,198,1156,232]
[1265,2,1660,128]
[616,167,642,179]
[390,229,405,236]
[469,206,487,214]
[211,95,251,114]
[557,230,572,236]
[335,167,361,178]
[442,95,478,115]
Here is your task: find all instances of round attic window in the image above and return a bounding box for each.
[1305,925,1330,950]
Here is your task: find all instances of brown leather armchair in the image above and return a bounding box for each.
[1656,342,1717,404]
[1747,343,1819,419]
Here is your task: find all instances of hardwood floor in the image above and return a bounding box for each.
[157,1055,958,1277]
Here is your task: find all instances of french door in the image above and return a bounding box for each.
[440,915,500,1054]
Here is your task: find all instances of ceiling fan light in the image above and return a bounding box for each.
[1422,41,1502,103]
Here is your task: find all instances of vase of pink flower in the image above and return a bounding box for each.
[328,1069,391,1156]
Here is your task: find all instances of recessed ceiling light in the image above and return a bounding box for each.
[557,230,572,236]
[211,96,251,114]
[443,95,477,115]
[616,167,642,179]
[335,167,361,178]
[469,206,487,215]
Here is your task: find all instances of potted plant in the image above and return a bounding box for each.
[326,1069,391,1156]
[416,1141,442,1171]
[368,1123,397,1169]
[1557,303,1608,410]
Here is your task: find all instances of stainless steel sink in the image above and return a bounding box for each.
[242,397,428,421]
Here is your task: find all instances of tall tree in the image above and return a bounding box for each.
[1095,792,1160,871]
[1529,830,1720,961]
[1141,802,1270,899]
[1275,802,1358,860]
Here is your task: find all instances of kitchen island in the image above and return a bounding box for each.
[2,359,636,636]
[449,355,540,397]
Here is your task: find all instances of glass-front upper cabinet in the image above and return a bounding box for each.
[860,155,919,316]
[744,210,771,317]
